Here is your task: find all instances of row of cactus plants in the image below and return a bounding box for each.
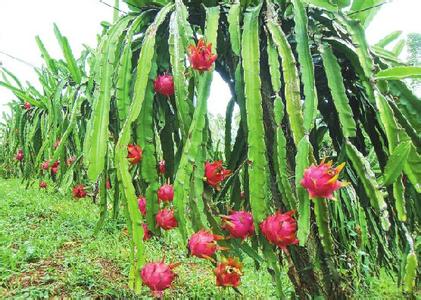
[1,0,420,297]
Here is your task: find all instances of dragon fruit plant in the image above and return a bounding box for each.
[1,0,419,297]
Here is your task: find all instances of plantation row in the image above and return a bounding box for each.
[1,0,420,298]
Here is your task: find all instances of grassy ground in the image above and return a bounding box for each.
[0,178,406,299]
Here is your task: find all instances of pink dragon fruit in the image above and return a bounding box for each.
[41,160,50,171]
[188,230,224,259]
[260,211,299,251]
[221,210,254,240]
[154,74,175,97]
[15,149,24,161]
[138,196,147,216]
[140,261,179,297]
[157,184,174,202]
[158,160,166,175]
[156,209,178,230]
[300,160,346,199]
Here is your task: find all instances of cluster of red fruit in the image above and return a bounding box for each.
[138,159,346,296]
[38,155,76,190]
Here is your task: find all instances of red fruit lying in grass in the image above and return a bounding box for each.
[260,211,299,251]
[138,196,146,216]
[50,160,60,175]
[156,209,178,230]
[24,102,31,110]
[39,181,47,189]
[300,160,346,199]
[143,223,152,241]
[158,160,166,175]
[221,211,254,240]
[188,39,217,72]
[72,184,87,199]
[204,161,231,189]
[188,230,224,259]
[140,261,178,297]
[157,184,174,202]
[15,149,24,161]
[154,74,174,97]
[127,144,143,165]
[214,257,243,288]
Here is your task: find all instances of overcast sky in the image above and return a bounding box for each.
[0,0,420,118]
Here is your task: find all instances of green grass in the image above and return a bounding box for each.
[0,179,408,299]
[0,179,280,299]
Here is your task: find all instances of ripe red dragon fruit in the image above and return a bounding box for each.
[24,102,31,110]
[50,160,60,175]
[214,257,243,287]
[15,149,24,161]
[154,74,174,97]
[41,160,50,170]
[127,144,143,165]
[260,211,299,251]
[157,184,174,202]
[204,161,231,189]
[221,210,254,240]
[143,223,152,241]
[156,209,178,230]
[158,160,166,175]
[39,181,47,189]
[188,39,217,72]
[188,230,224,259]
[72,184,87,199]
[66,156,76,166]
[140,261,178,297]
[105,180,111,190]
[138,196,147,216]
[300,160,346,199]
